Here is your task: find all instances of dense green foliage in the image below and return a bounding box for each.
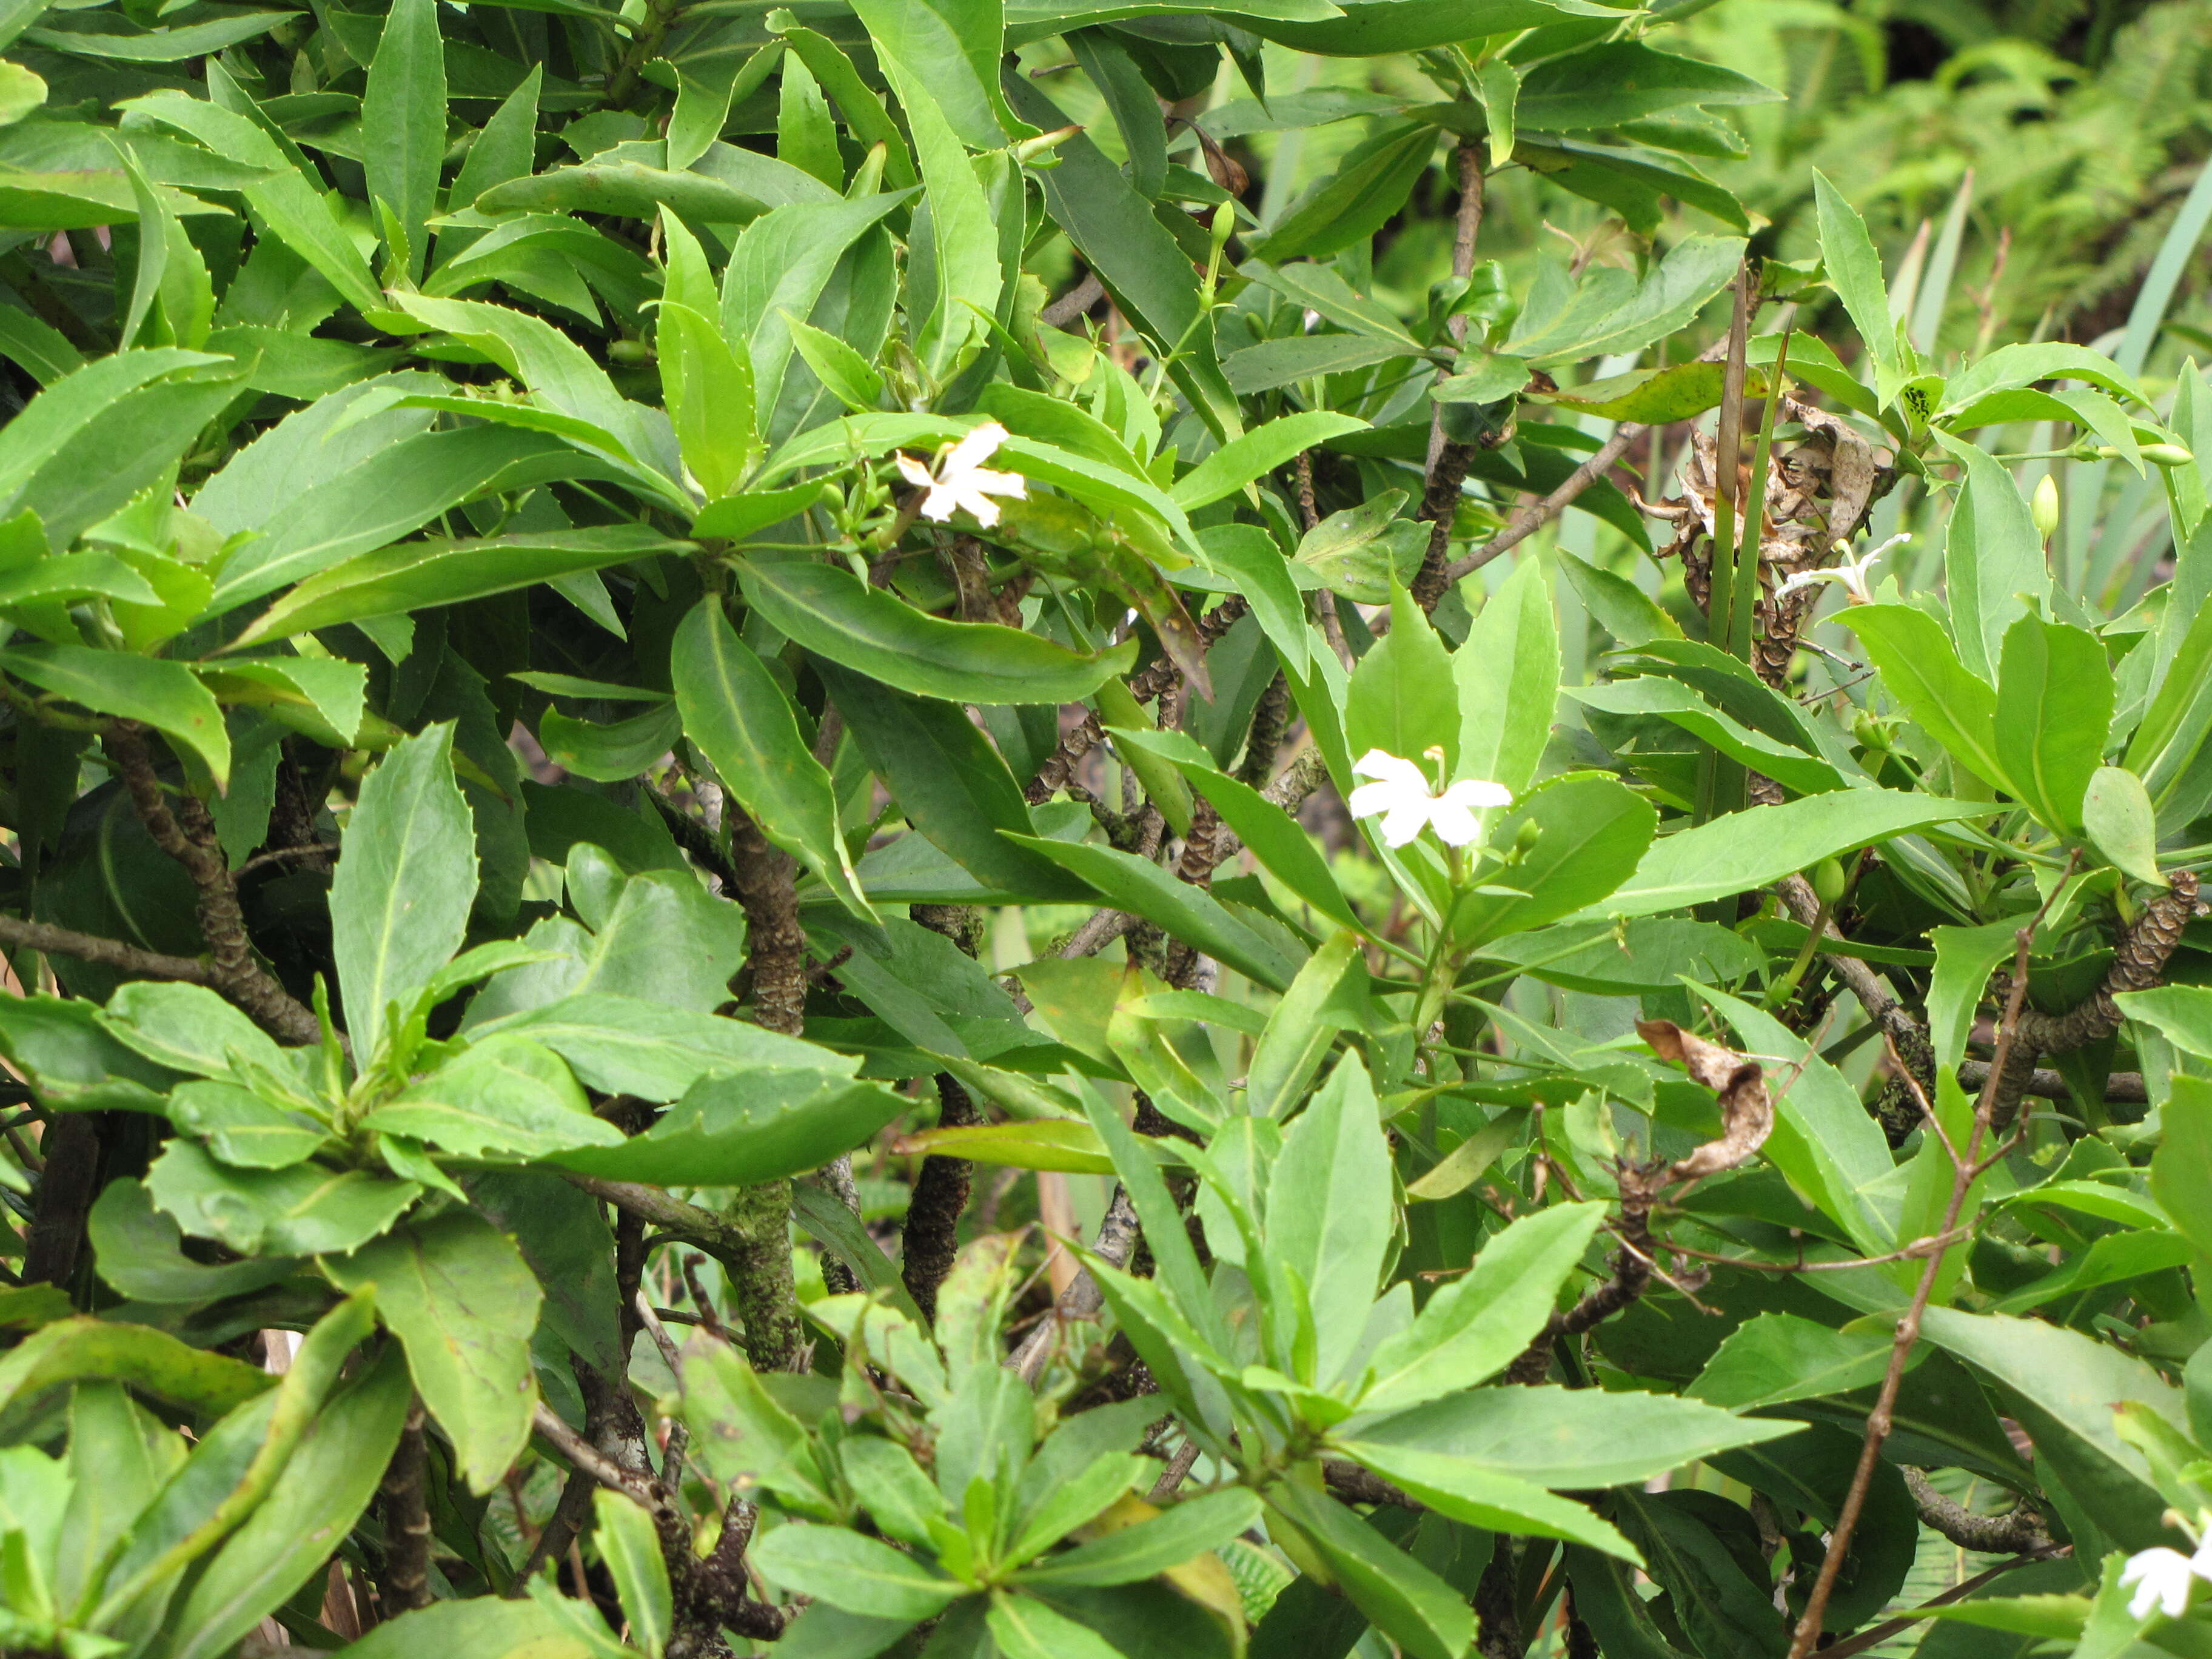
[0,0,2208,1657]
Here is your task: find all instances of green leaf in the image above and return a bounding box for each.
[471,994,833,1100]
[122,92,381,315]
[675,599,874,920]
[1068,28,1165,199]
[307,1597,598,1658]
[1455,555,1560,796]
[2082,766,2162,883]
[1116,726,1359,931]
[1359,1201,1606,1413]
[207,426,615,615]
[1006,75,1240,441]
[1686,1313,1894,1410]
[163,1344,411,1659]
[147,1139,419,1256]
[1013,1487,1262,1586]
[985,1592,1125,1659]
[868,30,997,374]
[331,724,477,1062]
[819,660,1089,904]
[848,0,1019,153]
[1173,411,1368,512]
[1265,1480,1474,1659]
[1338,1444,1638,1560]
[1516,41,1778,129]
[592,1489,672,1659]
[361,0,444,281]
[1503,235,1744,369]
[363,1033,622,1160]
[0,640,228,788]
[680,1336,839,1513]
[1451,774,1657,947]
[893,1119,1115,1174]
[1594,791,1991,919]
[323,1210,541,1494]
[1348,586,1460,775]
[1250,123,1436,265]
[1812,169,1899,385]
[783,309,884,414]
[98,980,290,1084]
[1346,1384,1800,1490]
[1915,1307,2180,1549]
[1845,603,2009,793]
[1535,361,1754,426]
[659,298,756,502]
[2152,1074,2212,1259]
[1994,614,2111,833]
[1937,432,2052,682]
[1570,678,1846,797]
[546,1067,906,1187]
[1245,930,1367,1120]
[87,1179,301,1305]
[740,559,1136,705]
[0,1315,270,1432]
[751,1524,967,1620]
[1007,834,1305,991]
[1268,1055,1394,1387]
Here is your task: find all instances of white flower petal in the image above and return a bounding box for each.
[1774,569,1839,599]
[914,484,960,522]
[1440,778,1513,810]
[2123,1549,2198,1620]
[1429,800,1483,845]
[1378,800,1432,848]
[1347,779,1410,820]
[896,452,936,490]
[965,465,1027,501]
[942,421,1010,475]
[1353,749,1427,789]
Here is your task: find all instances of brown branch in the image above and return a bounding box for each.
[22,1111,101,1288]
[104,725,320,1046]
[1010,1184,1139,1384]
[1956,1060,2144,1104]
[1439,424,1641,589]
[1784,875,2064,1659]
[1324,1460,1423,1511]
[903,1071,979,1324]
[1042,272,1105,329]
[1901,1467,2051,1555]
[1814,1558,2053,1659]
[1989,871,2203,1126]
[1027,711,1104,805]
[1777,873,1936,1142]
[376,1401,434,1615]
[1412,143,1486,613]
[0,915,221,987]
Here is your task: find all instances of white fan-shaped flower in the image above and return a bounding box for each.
[894,421,1028,528]
[1774,532,1912,606]
[2123,1541,2212,1620]
[1347,749,1511,848]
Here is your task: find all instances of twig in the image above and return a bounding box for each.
[1059,907,1137,959]
[104,725,320,1046]
[633,1292,691,1492]
[376,1401,434,1615]
[1041,272,1105,329]
[0,914,221,988]
[1009,1186,1139,1384]
[1783,874,2066,1659]
[680,1254,732,1343]
[1656,1228,1971,1275]
[1901,1466,2051,1555]
[1439,424,1641,588]
[1411,142,1486,612]
[1815,1556,2053,1659]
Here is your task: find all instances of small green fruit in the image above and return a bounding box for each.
[1812,857,1848,907]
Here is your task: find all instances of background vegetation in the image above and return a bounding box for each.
[0,0,2207,1657]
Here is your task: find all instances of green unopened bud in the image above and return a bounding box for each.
[1812,857,1848,907]
[1513,819,1542,854]
[1014,124,1082,165]
[2143,443,2195,467]
[1852,710,1887,751]
[608,338,654,365]
[1209,199,1236,257]
[2031,472,2060,540]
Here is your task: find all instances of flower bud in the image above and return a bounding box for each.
[2143,443,2196,467]
[1812,857,1848,907]
[2031,472,2059,540]
[1513,819,1542,854]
